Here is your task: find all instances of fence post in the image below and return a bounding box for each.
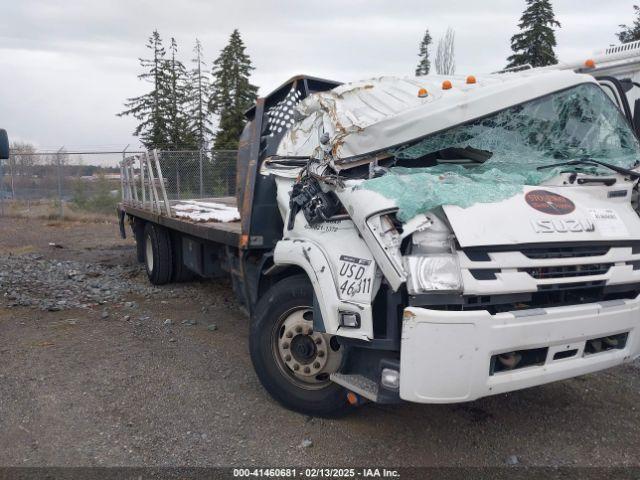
[56,146,64,218]
[199,149,204,199]
[176,155,180,201]
[0,157,4,217]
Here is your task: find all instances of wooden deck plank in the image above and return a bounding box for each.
[119,200,242,247]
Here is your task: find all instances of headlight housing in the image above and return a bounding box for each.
[404,253,462,294]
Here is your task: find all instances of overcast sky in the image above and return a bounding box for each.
[0,0,636,158]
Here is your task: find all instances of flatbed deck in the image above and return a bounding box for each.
[119,196,241,247]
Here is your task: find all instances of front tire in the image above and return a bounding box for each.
[144,223,173,285]
[249,275,350,417]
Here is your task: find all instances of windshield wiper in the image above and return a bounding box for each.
[537,158,640,180]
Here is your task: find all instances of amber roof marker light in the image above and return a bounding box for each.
[442,80,453,90]
[466,75,477,84]
[418,88,429,98]
[584,59,596,69]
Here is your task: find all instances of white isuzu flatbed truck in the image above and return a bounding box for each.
[118,51,640,415]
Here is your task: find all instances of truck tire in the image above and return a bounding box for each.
[144,223,173,285]
[249,275,350,417]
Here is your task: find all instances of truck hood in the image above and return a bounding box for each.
[444,184,640,248]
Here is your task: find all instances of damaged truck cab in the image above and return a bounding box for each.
[120,66,640,416]
[246,69,640,414]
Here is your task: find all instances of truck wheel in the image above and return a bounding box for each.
[144,223,173,285]
[249,275,349,417]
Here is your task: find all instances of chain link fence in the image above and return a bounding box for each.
[155,150,238,200]
[0,149,237,219]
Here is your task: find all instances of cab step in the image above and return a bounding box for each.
[330,373,379,402]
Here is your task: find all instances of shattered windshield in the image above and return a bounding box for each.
[363,83,640,221]
[394,82,640,167]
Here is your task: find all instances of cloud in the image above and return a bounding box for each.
[0,0,636,163]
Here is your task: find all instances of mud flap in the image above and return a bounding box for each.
[118,209,126,239]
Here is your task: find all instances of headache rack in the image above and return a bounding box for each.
[120,150,172,216]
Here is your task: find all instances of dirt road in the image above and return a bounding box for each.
[1,217,639,467]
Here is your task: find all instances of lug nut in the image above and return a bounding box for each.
[282,342,289,349]
[285,354,291,361]
[286,331,293,338]
[304,367,311,374]
[296,326,302,333]
[307,329,313,335]
[318,351,325,358]
[293,364,300,371]
[313,362,320,369]
[315,337,322,344]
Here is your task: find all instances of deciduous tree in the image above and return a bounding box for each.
[435,28,456,75]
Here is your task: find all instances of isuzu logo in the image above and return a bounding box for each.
[525,190,575,215]
[531,218,595,234]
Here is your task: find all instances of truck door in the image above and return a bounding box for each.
[596,75,640,139]
[597,76,634,124]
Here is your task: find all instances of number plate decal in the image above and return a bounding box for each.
[337,255,374,301]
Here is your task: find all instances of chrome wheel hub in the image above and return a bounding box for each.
[274,308,342,386]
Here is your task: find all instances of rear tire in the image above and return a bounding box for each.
[249,275,350,417]
[144,223,173,285]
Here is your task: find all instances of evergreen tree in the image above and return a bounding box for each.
[209,29,258,150]
[415,29,432,76]
[506,0,561,69]
[187,39,213,149]
[118,30,170,149]
[617,5,640,44]
[166,37,193,149]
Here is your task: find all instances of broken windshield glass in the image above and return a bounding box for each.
[363,83,640,221]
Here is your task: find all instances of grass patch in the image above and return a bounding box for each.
[2,200,116,223]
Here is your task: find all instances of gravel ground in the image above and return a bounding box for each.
[0,217,639,467]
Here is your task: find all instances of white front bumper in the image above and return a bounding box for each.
[399,296,640,403]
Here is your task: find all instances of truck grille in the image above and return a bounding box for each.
[520,246,610,259]
[520,263,614,279]
[451,242,640,312]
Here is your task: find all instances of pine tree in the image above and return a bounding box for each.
[165,37,193,149]
[118,30,170,149]
[617,5,640,44]
[506,0,561,69]
[209,29,258,150]
[415,30,432,76]
[187,39,213,149]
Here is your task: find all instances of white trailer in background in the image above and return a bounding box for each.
[555,41,640,122]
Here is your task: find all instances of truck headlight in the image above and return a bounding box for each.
[404,254,462,294]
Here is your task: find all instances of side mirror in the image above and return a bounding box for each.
[0,129,8,160]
